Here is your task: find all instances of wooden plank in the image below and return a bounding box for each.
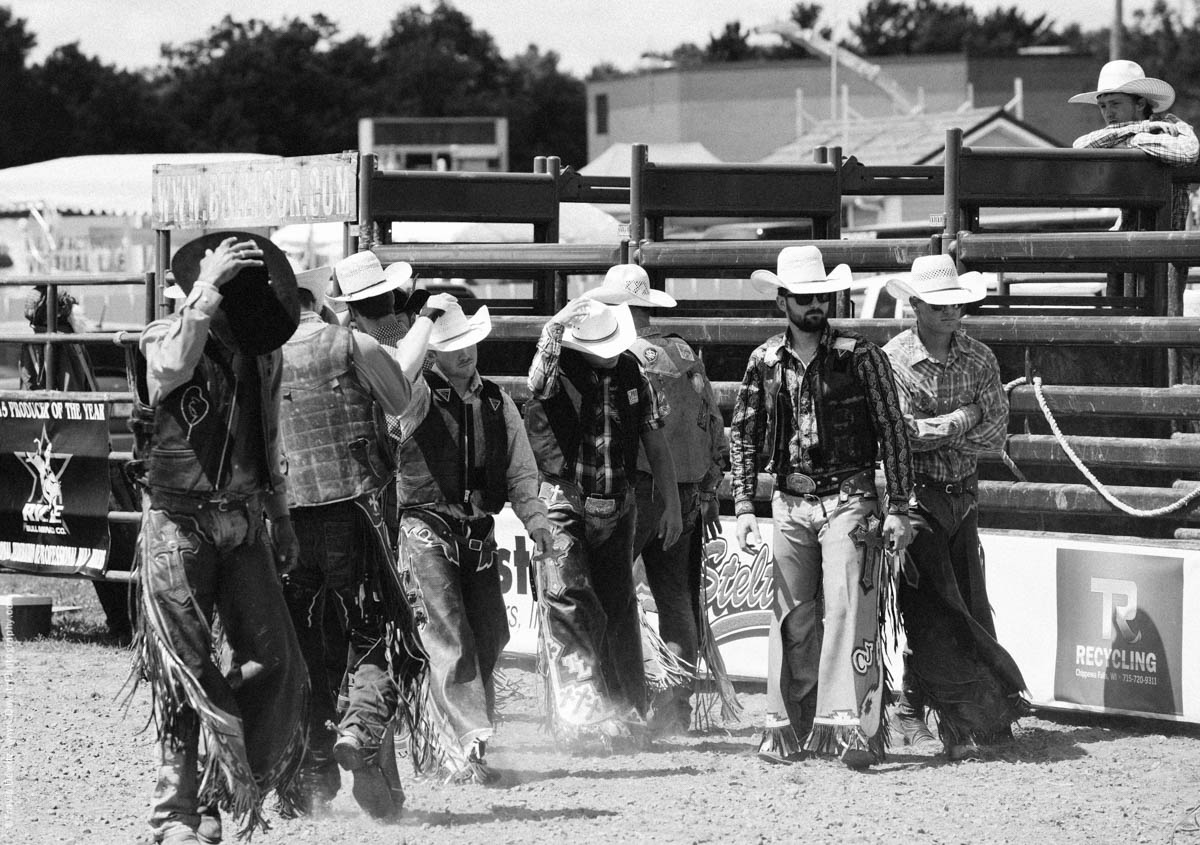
[370,170,559,224]
[1008,385,1200,419]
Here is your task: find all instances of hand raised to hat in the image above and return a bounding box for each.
[197,237,264,289]
[419,292,458,321]
[550,297,597,329]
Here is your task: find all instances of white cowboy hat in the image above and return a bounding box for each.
[562,302,637,359]
[295,266,332,311]
[329,253,414,302]
[886,254,987,306]
[429,304,492,352]
[750,245,852,296]
[1068,60,1175,113]
[582,264,677,308]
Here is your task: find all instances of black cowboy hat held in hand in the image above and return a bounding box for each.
[170,230,300,356]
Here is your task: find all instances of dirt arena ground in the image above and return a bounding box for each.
[3,574,1200,845]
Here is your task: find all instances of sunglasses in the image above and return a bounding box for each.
[785,291,834,306]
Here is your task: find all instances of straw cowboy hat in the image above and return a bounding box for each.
[329,253,414,302]
[561,302,637,359]
[429,304,492,352]
[170,230,300,355]
[1068,60,1175,113]
[295,266,332,312]
[750,245,852,296]
[886,254,987,306]
[583,264,677,308]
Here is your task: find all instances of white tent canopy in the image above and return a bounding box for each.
[0,153,280,217]
[272,202,623,269]
[580,142,721,178]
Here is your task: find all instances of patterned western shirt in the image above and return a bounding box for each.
[882,327,1008,483]
[728,325,912,516]
[529,320,668,496]
[1073,113,1199,230]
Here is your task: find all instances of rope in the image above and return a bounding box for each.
[1011,375,1200,517]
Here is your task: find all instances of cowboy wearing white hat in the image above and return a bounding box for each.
[730,244,913,770]
[276,251,431,819]
[389,301,555,784]
[586,264,736,735]
[524,296,683,748]
[885,254,987,307]
[1069,60,1176,114]
[1071,59,1198,239]
[882,252,1025,764]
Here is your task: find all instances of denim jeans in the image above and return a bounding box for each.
[140,501,306,840]
[538,483,645,728]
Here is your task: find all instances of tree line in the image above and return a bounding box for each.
[1,0,1198,173]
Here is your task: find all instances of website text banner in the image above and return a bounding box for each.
[494,509,773,682]
[984,530,1200,723]
[152,153,358,229]
[0,399,110,576]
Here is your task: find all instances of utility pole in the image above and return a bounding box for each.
[1110,0,1124,60]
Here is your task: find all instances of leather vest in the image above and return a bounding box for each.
[758,330,877,476]
[629,333,714,482]
[397,371,509,513]
[146,337,275,497]
[279,323,389,507]
[524,350,642,492]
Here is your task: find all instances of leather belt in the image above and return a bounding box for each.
[775,468,874,499]
[148,488,259,516]
[915,474,977,496]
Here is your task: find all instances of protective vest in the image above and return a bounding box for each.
[756,330,877,476]
[146,337,275,497]
[279,323,389,507]
[524,350,642,493]
[397,371,509,513]
[629,333,716,482]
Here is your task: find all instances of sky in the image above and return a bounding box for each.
[7,0,1165,78]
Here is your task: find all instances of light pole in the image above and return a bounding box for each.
[1110,0,1124,60]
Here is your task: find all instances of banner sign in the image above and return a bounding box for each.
[1053,547,1184,715]
[494,509,773,681]
[496,516,1200,723]
[0,399,111,576]
[151,152,358,229]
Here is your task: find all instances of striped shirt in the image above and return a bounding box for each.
[529,320,668,496]
[882,327,1008,483]
[1073,113,1198,230]
[729,327,912,515]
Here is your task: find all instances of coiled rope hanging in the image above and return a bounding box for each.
[1004,376,1200,517]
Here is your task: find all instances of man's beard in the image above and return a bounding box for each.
[790,309,828,334]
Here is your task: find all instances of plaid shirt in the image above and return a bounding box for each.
[1073,113,1198,230]
[529,320,668,496]
[882,327,1008,483]
[729,326,912,515]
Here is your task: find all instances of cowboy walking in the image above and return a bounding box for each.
[391,303,557,784]
[132,232,308,844]
[525,297,683,747]
[582,265,731,735]
[729,245,913,770]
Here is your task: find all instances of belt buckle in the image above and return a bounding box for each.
[785,473,816,495]
[584,496,618,517]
